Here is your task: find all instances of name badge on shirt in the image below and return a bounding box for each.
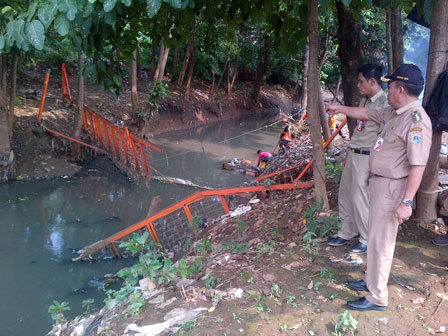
[357,120,364,131]
[374,137,384,151]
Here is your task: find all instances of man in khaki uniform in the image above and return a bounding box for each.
[326,64,432,311]
[328,64,389,254]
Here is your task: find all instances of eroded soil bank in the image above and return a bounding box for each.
[10,66,297,181]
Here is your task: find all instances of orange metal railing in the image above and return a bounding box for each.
[46,63,163,179]
[73,180,312,260]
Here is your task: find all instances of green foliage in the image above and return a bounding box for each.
[320,267,334,285]
[124,289,146,316]
[195,238,213,255]
[236,218,247,233]
[178,258,188,278]
[187,257,204,277]
[325,160,344,184]
[205,273,216,289]
[334,310,358,335]
[302,201,340,238]
[82,298,96,315]
[222,239,247,254]
[256,240,275,258]
[137,79,170,120]
[48,300,70,324]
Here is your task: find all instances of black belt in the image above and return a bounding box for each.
[351,148,370,155]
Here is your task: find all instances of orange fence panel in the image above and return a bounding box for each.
[293,118,347,186]
[103,119,112,151]
[119,130,130,164]
[37,71,50,124]
[125,127,140,172]
[111,127,121,158]
[94,115,104,147]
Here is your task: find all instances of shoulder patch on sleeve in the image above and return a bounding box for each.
[411,134,422,143]
[410,127,422,132]
[412,110,422,122]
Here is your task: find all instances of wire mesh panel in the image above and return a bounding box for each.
[188,197,227,225]
[153,208,192,251]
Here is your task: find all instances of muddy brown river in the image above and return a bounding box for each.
[0,117,283,335]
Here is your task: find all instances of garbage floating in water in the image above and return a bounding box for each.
[151,176,212,190]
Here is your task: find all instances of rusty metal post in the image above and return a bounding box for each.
[119,130,130,164]
[94,114,104,147]
[102,119,112,151]
[109,242,122,258]
[138,141,149,177]
[111,127,121,158]
[183,205,193,224]
[125,126,140,172]
[88,110,96,142]
[37,70,50,124]
[219,195,230,214]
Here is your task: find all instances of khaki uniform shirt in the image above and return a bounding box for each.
[367,100,432,179]
[350,89,388,149]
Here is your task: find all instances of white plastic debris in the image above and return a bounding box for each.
[229,205,251,217]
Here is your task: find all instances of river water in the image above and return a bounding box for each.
[0,117,282,335]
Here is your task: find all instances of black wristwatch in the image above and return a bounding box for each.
[401,198,413,207]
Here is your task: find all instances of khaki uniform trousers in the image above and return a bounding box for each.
[365,176,406,306]
[337,151,370,245]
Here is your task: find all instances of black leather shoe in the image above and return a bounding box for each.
[327,236,349,246]
[349,241,367,254]
[347,297,387,311]
[347,280,368,291]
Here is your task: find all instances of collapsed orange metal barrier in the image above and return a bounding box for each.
[293,118,347,186]
[73,181,312,260]
[37,70,50,124]
[62,63,163,179]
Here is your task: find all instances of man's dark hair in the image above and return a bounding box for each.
[394,81,424,98]
[257,150,261,154]
[358,64,383,86]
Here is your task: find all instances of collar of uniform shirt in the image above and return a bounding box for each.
[369,89,385,103]
[395,99,420,115]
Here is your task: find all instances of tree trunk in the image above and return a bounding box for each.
[390,5,404,71]
[184,39,196,101]
[226,60,231,95]
[130,48,139,117]
[319,88,333,149]
[210,72,215,94]
[319,32,330,73]
[72,52,85,160]
[154,39,165,81]
[136,47,141,80]
[230,58,238,91]
[386,6,394,72]
[1,55,7,91]
[252,34,269,100]
[157,46,170,81]
[334,74,342,102]
[301,45,309,113]
[150,44,156,77]
[8,53,18,138]
[171,46,179,82]
[336,1,363,137]
[178,41,193,86]
[416,0,448,222]
[214,62,228,97]
[308,0,329,210]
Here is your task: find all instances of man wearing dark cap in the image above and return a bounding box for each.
[326,63,432,311]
